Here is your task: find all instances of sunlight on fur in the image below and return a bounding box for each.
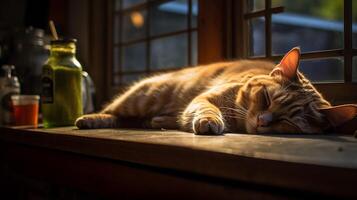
[75,47,357,135]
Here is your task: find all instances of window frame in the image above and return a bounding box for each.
[233,0,357,105]
[108,0,198,89]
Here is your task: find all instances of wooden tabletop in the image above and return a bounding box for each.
[1,126,357,198]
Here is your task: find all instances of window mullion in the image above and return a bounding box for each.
[118,0,123,84]
[188,0,192,65]
[146,1,152,74]
[265,0,272,57]
[234,0,248,58]
[344,0,353,83]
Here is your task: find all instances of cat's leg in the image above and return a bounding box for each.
[151,116,179,129]
[75,87,140,129]
[180,83,240,134]
[180,97,225,135]
[76,78,168,129]
[75,92,136,129]
[75,113,118,129]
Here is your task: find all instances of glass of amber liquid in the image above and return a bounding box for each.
[11,95,40,127]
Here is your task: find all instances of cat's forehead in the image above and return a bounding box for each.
[247,75,281,88]
[270,85,309,106]
[247,75,303,98]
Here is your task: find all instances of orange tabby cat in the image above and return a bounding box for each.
[75,47,357,134]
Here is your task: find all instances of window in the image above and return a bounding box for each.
[101,0,357,104]
[111,0,198,86]
[237,0,356,84]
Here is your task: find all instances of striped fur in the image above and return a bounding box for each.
[76,58,332,134]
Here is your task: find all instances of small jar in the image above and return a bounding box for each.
[41,39,83,128]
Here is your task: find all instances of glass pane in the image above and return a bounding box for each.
[249,17,265,57]
[353,0,357,49]
[247,0,265,12]
[191,31,197,65]
[114,0,121,11]
[114,14,120,44]
[113,47,120,73]
[122,42,146,72]
[150,0,188,36]
[122,74,143,84]
[353,57,357,82]
[123,0,146,9]
[299,58,344,83]
[122,10,147,42]
[191,0,198,28]
[272,0,283,8]
[150,33,188,69]
[272,0,344,55]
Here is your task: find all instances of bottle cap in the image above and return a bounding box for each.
[50,38,77,45]
[2,65,15,70]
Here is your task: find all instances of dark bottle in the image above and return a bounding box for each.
[41,39,83,128]
[10,27,49,95]
[0,65,20,125]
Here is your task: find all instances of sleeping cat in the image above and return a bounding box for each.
[75,47,357,134]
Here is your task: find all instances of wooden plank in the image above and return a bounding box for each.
[0,142,293,199]
[0,127,357,198]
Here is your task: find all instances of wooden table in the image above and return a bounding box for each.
[0,126,357,199]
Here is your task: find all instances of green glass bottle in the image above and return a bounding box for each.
[41,39,83,128]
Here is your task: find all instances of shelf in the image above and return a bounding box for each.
[1,126,357,198]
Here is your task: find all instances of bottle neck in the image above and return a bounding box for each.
[5,68,11,78]
[1,65,14,79]
[50,43,76,57]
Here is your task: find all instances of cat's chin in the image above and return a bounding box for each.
[245,125,261,134]
[246,125,275,134]
[256,127,273,134]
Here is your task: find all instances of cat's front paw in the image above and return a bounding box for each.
[75,114,118,129]
[193,116,225,135]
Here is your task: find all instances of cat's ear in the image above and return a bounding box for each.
[319,104,357,128]
[270,47,301,80]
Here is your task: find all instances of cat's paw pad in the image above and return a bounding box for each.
[75,114,117,129]
[193,117,224,135]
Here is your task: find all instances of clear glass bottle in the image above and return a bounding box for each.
[41,39,83,128]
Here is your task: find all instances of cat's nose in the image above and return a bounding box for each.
[257,112,273,127]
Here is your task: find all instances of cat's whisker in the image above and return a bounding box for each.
[221,96,238,106]
[237,106,248,113]
[223,113,246,118]
[225,116,246,120]
[234,103,248,111]
[222,113,247,119]
[221,112,246,118]
[220,106,248,115]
